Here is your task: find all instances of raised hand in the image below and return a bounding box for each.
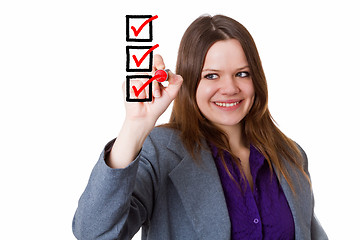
[123,54,183,128]
[108,54,183,169]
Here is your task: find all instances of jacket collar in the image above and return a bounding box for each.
[167,130,231,240]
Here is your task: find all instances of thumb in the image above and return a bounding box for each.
[164,71,183,99]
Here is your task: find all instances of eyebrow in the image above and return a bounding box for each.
[202,65,250,72]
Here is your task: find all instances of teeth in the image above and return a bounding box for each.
[215,101,240,107]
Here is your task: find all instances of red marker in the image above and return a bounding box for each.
[131,69,170,97]
[154,69,169,82]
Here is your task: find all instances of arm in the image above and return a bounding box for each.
[72,55,183,239]
[311,212,328,240]
[107,55,183,169]
[72,140,141,239]
[72,136,159,239]
[297,145,328,240]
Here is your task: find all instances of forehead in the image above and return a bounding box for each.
[203,39,248,70]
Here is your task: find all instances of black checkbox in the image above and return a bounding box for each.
[126,46,153,72]
[126,75,153,102]
[126,15,153,42]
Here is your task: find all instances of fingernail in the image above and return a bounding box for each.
[154,90,160,98]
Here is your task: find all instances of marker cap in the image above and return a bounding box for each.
[154,69,169,82]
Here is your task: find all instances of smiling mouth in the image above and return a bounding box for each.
[214,101,242,107]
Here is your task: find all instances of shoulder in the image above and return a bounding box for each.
[144,127,182,151]
[148,126,180,143]
[141,126,186,162]
[150,126,184,146]
[293,142,309,174]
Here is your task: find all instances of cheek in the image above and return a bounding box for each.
[245,80,255,98]
[241,80,255,108]
[196,81,215,104]
[247,82,256,107]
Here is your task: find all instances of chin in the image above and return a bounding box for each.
[212,118,243,129]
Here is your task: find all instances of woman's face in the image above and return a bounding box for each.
[196,39,255,131]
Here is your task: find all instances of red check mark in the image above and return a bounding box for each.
[132,44,159,67]
[131,15,158,37]
[132,75,163,97]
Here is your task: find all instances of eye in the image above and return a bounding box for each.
[236,71,250,78]
[204,73,219,80]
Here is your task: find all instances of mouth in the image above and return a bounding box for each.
[213,100,242,108]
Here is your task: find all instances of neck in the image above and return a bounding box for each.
[219,123,249,152]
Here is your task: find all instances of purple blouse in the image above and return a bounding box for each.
[210,144,295,240]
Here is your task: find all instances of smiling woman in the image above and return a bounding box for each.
[72,14,328,240]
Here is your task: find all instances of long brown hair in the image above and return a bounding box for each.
[164,14,309,192]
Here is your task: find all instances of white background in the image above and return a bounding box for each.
[1,0,359,239]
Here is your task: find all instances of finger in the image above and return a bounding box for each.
[122,81,128,102]
[130,79,147,99]
[164,71,183,99]
[122,80,133,100]
[153,54,165,72]
[167,71,183,87]
[122,81,126,95]
[152,80,162,98]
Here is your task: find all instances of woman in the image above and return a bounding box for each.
[73,15,328,239]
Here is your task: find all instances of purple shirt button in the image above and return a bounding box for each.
[254,218,259,224]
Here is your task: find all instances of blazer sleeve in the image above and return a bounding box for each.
[72,137,160,240]
[298,145,329,240]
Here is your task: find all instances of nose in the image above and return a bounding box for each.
[219,76,240,95]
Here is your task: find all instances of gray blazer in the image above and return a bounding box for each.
[73,127,328,240]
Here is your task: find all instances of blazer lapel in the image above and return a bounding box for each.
[167,132,231,240]
[274,160,313,240]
